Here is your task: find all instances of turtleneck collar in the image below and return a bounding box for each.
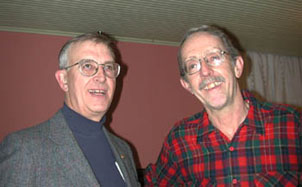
[62,103,106,137]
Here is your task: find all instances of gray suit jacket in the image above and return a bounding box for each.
[0,110,141,187]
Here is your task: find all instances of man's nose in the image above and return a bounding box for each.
[199,60,213,77]
[93,66,106,83]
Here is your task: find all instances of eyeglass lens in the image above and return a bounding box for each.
[79,60,119,78]
[185,51,224,75]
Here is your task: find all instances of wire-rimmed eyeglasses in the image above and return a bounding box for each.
[184,49,228,75]
[64,59,120,78]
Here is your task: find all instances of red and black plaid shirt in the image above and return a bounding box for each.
[145,91,302,186]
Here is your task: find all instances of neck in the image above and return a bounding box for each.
[64,102,104,122]
[206,92,249,140]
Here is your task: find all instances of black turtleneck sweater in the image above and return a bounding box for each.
[62,104,126,187]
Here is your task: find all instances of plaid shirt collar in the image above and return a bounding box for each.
[196,90,266,142]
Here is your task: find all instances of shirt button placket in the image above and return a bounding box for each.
[229,146,236,186]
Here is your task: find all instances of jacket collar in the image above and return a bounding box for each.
[48,110,100,186]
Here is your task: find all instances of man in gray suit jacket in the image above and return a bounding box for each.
[0,32,140,186]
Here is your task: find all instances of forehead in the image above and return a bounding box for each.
[68,40,114,60]
[181,33,224,59]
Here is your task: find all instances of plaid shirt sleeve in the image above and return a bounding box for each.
[144,128,180,186]
[299,110,302,183]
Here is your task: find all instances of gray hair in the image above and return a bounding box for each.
[177,25,241,79]
[58,31,118,69]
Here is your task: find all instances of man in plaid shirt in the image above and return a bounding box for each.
[144,25,301,186]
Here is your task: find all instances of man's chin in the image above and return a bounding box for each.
[204,99,228,111]
[89,105,109,114]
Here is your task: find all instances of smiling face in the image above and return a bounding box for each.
[55,40,116,121]
[180,32,244,111]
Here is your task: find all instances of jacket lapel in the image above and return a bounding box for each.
[48,111,99,187]
[102,127,133,186]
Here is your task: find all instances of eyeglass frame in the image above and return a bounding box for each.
[183,49,228,75]
[63,59,121,78]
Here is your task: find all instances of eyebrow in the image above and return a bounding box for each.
[184,57,199,62]
[184,48,224,61]
[77,58,115,64]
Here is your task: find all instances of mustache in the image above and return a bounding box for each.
[199,76,225,90]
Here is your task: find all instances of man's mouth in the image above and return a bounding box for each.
[88,89,106,96]
[199,76,225,90]
[203,81,222,90]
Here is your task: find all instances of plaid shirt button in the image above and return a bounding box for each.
[229,146,234,151]
[232,178,238,184]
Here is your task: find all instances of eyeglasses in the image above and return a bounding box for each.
[64,59,120,78]
[184,49,228,75]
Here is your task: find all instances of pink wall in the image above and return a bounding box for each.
[0,31,202,168]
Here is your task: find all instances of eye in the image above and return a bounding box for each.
[188,63,197,70]
[104,63,115,71]
[206,52,222,65]
[185,60,199,73]
[82,62,94,70]
[80,61,97,73]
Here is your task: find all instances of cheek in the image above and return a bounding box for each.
[216,65,234,79]
[69,76,88,95]
[188,77,201,92]
[108,80,116,94]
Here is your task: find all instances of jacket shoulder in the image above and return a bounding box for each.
[0,119,52,186]
[1,119,51,150]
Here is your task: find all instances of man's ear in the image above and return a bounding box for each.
[55,70,68,92]
[180,78,193,94]
[234,56,244,78]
